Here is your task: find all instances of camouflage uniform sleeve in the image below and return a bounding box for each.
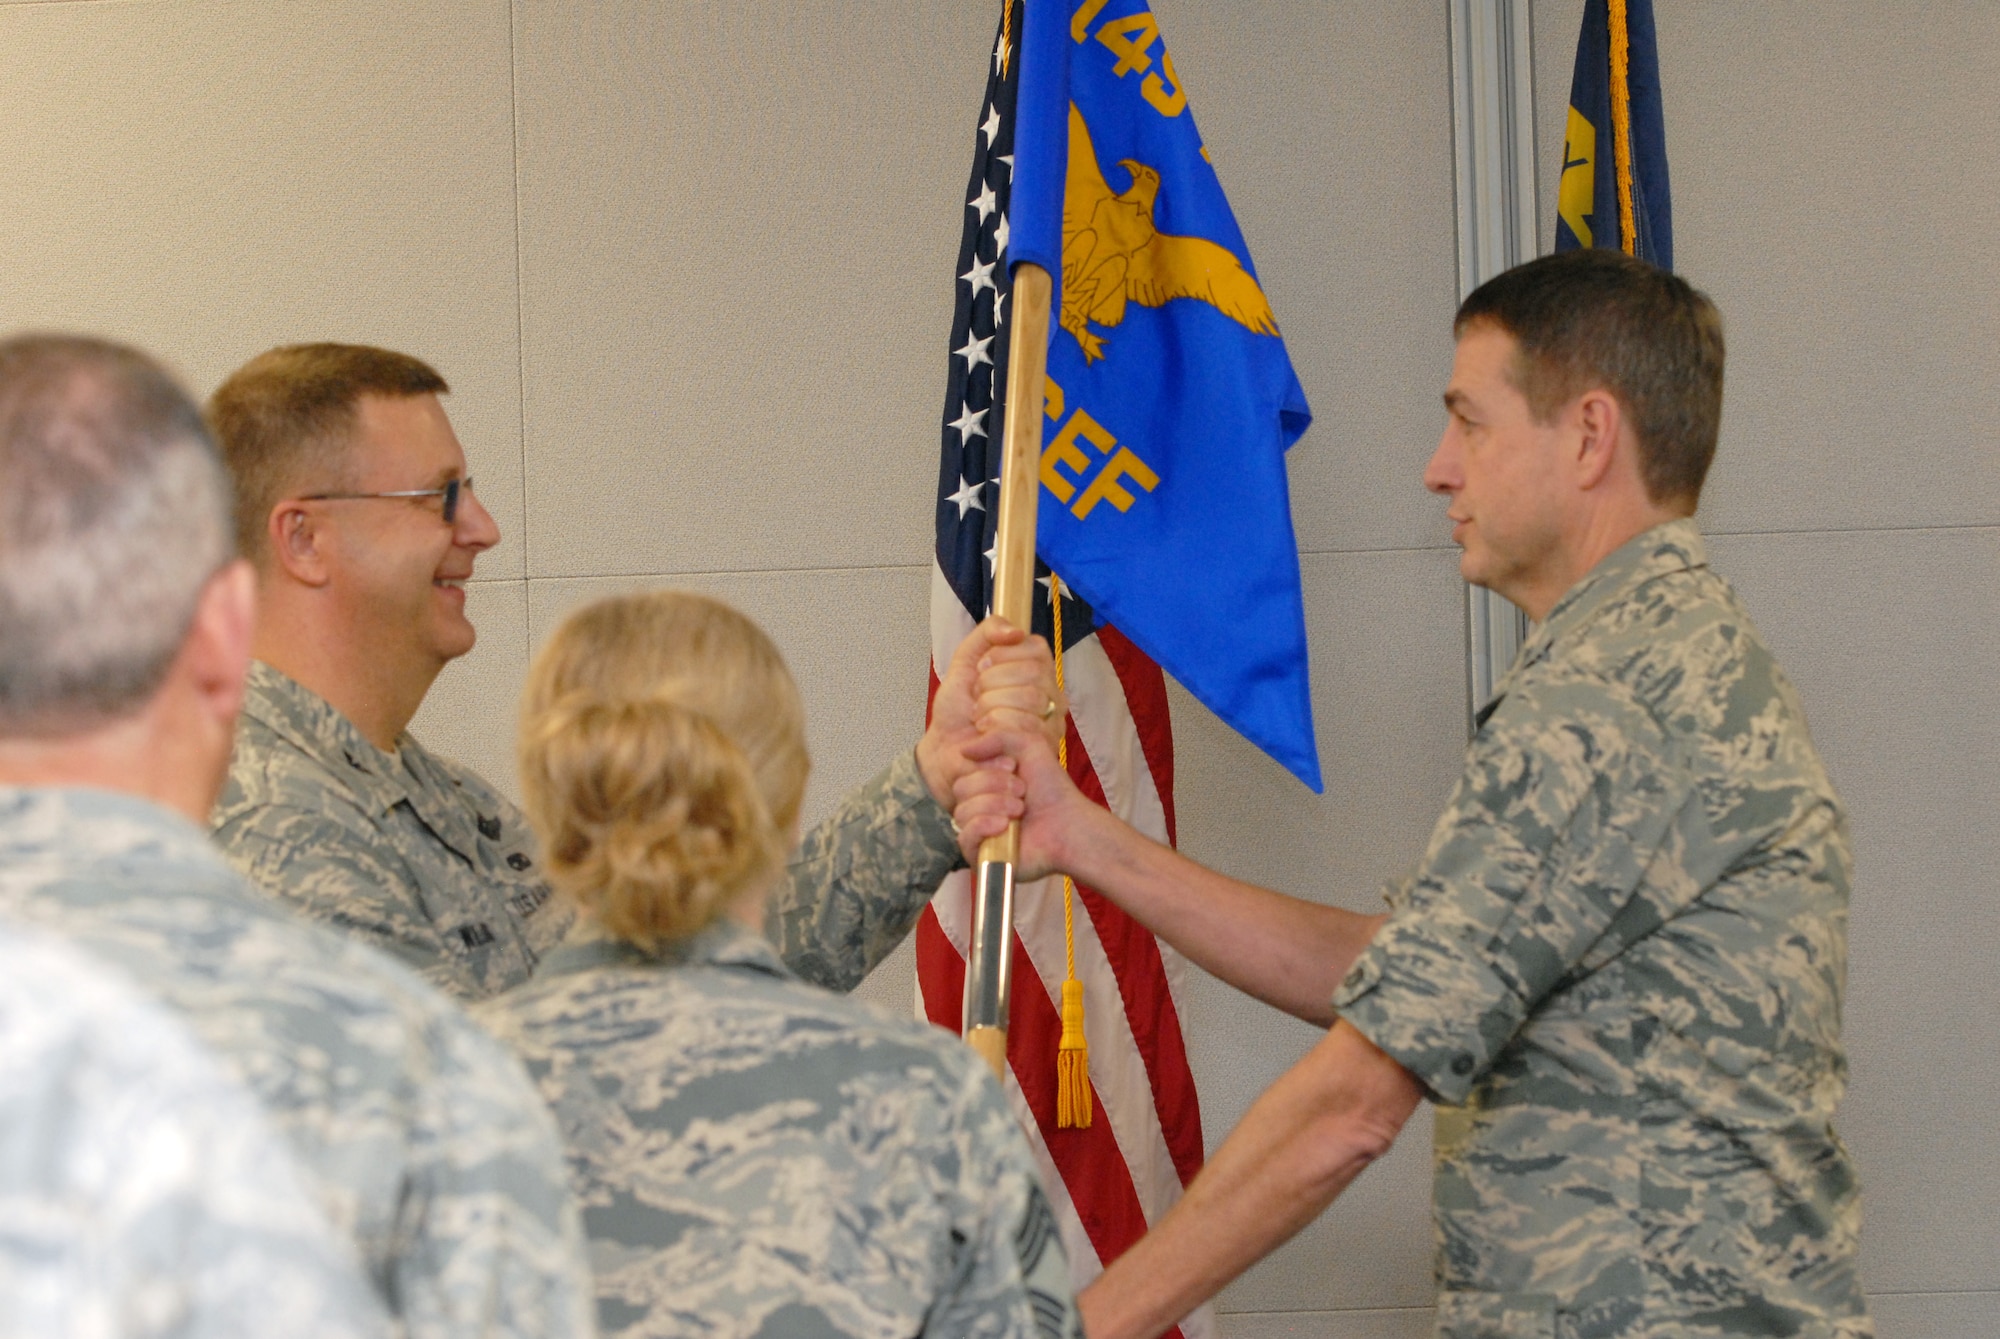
[928,1056,1085,1339]
[1333,672,1696,1105]
[766,749,963,993]
[214,802,459,990]
[391,1004,596,1339]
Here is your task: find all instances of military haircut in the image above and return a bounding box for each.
[206,343,448,563]
[1455,249,1725,509]
[0,333,233,736]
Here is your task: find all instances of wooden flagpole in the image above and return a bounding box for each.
[963,260,1053,1079]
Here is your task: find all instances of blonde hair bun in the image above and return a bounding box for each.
[519,593,810,951]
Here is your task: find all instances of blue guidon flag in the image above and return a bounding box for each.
[919,7,1313,1336]
[934,0,1321,793]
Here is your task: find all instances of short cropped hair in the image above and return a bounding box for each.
[518,591,811,953]
[0,334,234,735]
[1455,249,1726,508]
[206,344,448,562]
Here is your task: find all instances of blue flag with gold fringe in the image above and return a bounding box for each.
[995,0,1321,790]
[1555,0,1672,267]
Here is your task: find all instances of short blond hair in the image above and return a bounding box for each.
[518,591,810,950]
[206,343,448,563]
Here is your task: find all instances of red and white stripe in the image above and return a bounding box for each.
[918,568,1213,1339]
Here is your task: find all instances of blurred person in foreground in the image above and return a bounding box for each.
[0,333,594,1338]
[475,590,1082,1339]
[0,916,389,1339]
[956,251,1870,1339]
[206,342,1061,1002]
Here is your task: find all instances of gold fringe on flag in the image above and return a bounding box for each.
[1050,572,1092,1129]
[1608,0,1638,255]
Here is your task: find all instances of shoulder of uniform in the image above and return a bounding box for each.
[218,719,375,817]
[828,989,993,1090]
[1602,565,1784,711]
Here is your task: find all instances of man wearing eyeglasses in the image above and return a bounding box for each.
[207,343,1060,1002]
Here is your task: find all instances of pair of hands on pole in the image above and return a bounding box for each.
[951,638,1091,884]
[918,617,1070,821]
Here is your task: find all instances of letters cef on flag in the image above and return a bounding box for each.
[1005,0,1322,791]
[1555,0,1673,267]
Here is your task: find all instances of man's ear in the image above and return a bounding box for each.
[1572,388,1625,491]
[267,501,332,587]
[185,560,257,727]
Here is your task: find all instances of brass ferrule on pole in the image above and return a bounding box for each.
[963,259,1053,1080]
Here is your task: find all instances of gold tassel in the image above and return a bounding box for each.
[1056,976,1092,1128]
[1049,570,1092,1129]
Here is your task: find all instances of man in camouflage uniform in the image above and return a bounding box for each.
[0,335,594,1337]
[206,344,1061,1001]
[0,917,390,1339]
[953,251,1871,1338]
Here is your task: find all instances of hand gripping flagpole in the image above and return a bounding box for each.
[963,260,1053,1081]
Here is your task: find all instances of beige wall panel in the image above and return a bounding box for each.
[1865,1291,1999,1339]
[409,579,531,796]
[0,0,528,577]
[1218,1310,1433,1339]
[527,566,934,832]
[1534,0,2000,536]
[1708,528,2000,1297]
[513,1,994,580]
[1152,0,1463,556]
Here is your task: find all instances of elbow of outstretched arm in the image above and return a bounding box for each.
[1294,1024,1426,1193]
[1292,1104,1403,1200]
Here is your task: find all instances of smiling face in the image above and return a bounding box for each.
[321,393,499,677]
[1425,322,1576,613]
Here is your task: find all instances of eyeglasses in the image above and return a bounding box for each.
[299,477,474,524]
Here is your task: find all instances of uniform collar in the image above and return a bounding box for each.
[0,785,227,872]
[1505,517,1708,687]
[243,661,415,816]
[539,913,792,982]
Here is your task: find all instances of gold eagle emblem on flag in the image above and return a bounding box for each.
[1060,103,1278,363]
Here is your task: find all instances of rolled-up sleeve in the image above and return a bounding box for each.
[1334,673,1693,1105]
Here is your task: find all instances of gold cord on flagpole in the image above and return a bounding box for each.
[1608,0,1637,255]
[1051,572,1092,1129]
[1000,0,1014,75]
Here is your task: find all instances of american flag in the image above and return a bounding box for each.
[915,8,1211,1336]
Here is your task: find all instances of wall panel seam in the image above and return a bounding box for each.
[1864,1288,2000,1298]
[506,0,531,578]
[1215,1306,1435,1316]
[462,512,2000,594]
[1704,521,2000,539]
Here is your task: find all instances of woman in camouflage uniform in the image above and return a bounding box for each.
[477,591,1081,1339]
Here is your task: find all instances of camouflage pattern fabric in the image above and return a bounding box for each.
[0,786,597,1339]
[214,662,574,1001]
[763,745,966,994]
[215,664,962,1003]
[1333,520,1871,1338]
[0,917,390,1339]
[475,918,1083,1339]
